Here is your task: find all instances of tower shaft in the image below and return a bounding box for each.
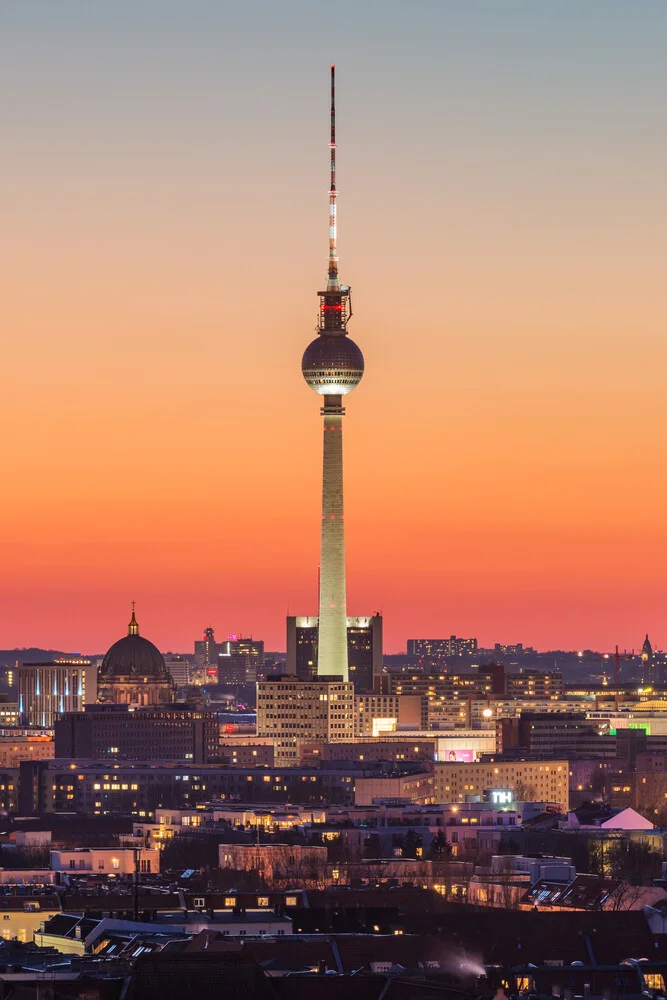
[318,395,348,678]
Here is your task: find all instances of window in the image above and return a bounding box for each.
[224,897,235,908]
[193,897,205,908]
[257,896,269,907]
[285,896,297,907]
[111,858,120,870]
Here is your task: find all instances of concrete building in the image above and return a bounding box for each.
[0,733,54,767]
[498,713,613,759]
[218,637,264,685]
[506,670,564,699]
[353,771,436,806]
[433,760,569,810]
[194,627,219,667]
[256,676,354,765]
[50,847,159,875]
[20,759,425,815]
[19,659,97,727]
[286,615,382,692]
[407,637,478,659]
[353,693,426,736]
[163,656,190,688]
[54,705,221,763]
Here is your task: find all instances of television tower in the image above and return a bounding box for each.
[301,66,364,680]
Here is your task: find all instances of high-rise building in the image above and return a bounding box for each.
[286,615,382,691]
[19,659,97,727]
[300,67,364,681]
[194,627,219,667]
[256,676,354,766]
[218,637,264,685]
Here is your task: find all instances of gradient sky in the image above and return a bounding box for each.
[1,1,666,654]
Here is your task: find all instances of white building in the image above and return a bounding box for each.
[50,847,159,875]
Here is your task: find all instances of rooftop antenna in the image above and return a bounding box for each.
[328,64,338,290]
[318,64,351,334]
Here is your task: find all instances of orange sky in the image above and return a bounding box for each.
[1,3,666,653]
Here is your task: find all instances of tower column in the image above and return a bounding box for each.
[318,394,348,678]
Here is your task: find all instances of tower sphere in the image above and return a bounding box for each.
[302,334,364,395]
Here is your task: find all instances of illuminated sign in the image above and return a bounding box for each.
[490,790,513,805]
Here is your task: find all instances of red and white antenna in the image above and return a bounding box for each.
[327,64,339,290]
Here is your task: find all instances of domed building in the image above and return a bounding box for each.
[97,608,175,706]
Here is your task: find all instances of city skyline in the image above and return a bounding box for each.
[2,2,666,653]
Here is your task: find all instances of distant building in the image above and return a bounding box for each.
[407,637,478,659]
[286,615,382,692]
[506,670,564,700]
[163,656,190,688]
[19,659,97,727]
[97,609,175,707]
[194,627,219,667]
[218,637,264,686]
[642,634,654,684]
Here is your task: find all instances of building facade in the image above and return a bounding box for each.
[433,760,569,810]
[19,660,97,727]
[54,706,221,763]
[256,677,354,766]
[353,693,426,736]
[287,614,382,691]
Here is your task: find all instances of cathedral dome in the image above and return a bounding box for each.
[100,609,169,680]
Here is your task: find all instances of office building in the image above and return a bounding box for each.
[256,676,354,766]
[19,659,97,727]
[54,705,221,763]
[163,656,190,688]
[286,614,382,691]
[353,693,426,737]
[506,670,564,699]
[218,637,264,686]
[194,627,219,666]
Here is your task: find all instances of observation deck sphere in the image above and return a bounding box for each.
[301,334,364,395]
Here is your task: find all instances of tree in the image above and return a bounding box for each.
[588,835,662,882]
[400,829,422,859]
[429,831,452,860]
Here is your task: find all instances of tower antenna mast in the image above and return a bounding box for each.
[328,64,338,289]
[301,67,365,681]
